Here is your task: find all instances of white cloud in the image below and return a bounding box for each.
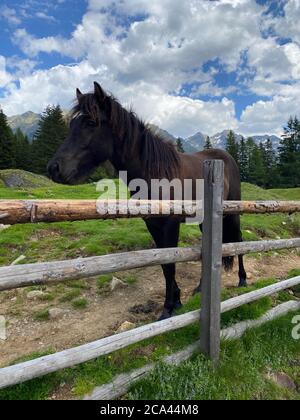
[1,0,300,137]
[0,56,13,88]
[274,0,300,45]
[239,91,300,136]
[13,0,264,92]
[0,60,237,136]
[35,12,56,22]
[0,6,21,25]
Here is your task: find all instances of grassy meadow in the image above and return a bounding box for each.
[0,177,299,400]
[0,181,299,267]
[0,272,299,400]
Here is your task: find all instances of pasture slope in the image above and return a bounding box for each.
[0,171,299,400]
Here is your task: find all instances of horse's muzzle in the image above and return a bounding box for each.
[47,160,62,183]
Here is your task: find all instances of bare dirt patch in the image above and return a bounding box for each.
[0,252,299,370]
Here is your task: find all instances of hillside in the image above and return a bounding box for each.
[0,170,55,189]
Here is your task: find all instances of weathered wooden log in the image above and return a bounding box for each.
[84,300,300,400]
[0,275,299,390]
[0,200,202,225]
[221,300,300,340]
[221,275,300,313]
[200,160,224,361]
[0,247,200,292]
[0,199,299,225]
[223,200,300,215]
[84,342,201,400]
[0,239,299,292]
[221,237,300,257]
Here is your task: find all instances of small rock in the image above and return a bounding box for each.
[110,277,128,292]
[49,308,66,320]
[247,272,253,280]
[27,291,46,300]
[11,297,17,302]
[116,321,136,334]
[267,372,296,392]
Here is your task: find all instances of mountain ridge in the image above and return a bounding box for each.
[8,111,282,151]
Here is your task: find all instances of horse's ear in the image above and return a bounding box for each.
[94,82,106,102]
[76,88,83,101]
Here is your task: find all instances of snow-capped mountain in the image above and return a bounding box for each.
[251,134,281,149]
[182,132,208,153]
[185,130,281,152]
[210,130,281,150]
[211,130,243,149]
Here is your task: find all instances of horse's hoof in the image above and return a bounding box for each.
[157,310,172,321]
[193,285,201,295]
[174,301,183,310]
[238,280,248,288]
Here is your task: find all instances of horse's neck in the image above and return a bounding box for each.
[110,137,144,184]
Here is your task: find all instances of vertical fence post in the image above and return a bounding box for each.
[200,160,224,362]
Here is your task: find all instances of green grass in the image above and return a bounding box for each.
[0,181,299,399]
[0,182,299,267]
[0,273,299,400]
[97,274,113,290]
[71,298,88,309]
[33,309,50,321]
[38,293,55,302]
[59,289,82,303]
[123,275,138,285]
[128,312,300,400]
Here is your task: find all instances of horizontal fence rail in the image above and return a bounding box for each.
[85,300,300,400]
[0,274,299,390]
[1,199,300,225]
[0,238,299,292]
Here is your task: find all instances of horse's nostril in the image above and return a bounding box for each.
[53,162,59,172]
[48,161,60,177]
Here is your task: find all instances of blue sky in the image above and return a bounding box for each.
[0,0,300,137]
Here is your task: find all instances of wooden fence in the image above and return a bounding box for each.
[0,159,300,395]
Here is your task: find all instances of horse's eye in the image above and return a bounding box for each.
[87,120,97,127]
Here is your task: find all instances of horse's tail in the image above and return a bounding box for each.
[223,255,234,272]
[222,214,241,271]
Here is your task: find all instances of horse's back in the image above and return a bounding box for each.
[179,148,241,200]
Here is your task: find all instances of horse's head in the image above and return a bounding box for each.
[48,82,115,184]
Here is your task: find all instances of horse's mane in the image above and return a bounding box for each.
[71,92,180,180]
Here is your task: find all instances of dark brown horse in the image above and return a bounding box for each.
[48,82,247,320]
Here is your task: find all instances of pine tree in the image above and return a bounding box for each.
[278,116,300,187]
[262,139,278,188]
[225,130,239,164]
[238,136,249,182]
[0,109,15,169]
[14,128,32,171]
[176,138,185,153]
[248,142,265,187]
[204,136,212,150]
[31,105,68,175]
